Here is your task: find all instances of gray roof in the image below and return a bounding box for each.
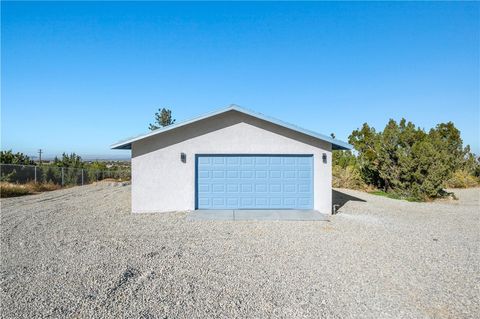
[111,104,352,150]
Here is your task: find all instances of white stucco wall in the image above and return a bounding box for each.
[131,111,332,214]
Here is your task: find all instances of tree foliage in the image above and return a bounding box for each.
[1,150,131,186]
[332,150,357,169]
[346,119,477,200]
[86,160,108,182]
[53,153,84,168]
[149,108,176,130]
[0,150,35,165]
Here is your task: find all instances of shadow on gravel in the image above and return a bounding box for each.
[333,190,366,211]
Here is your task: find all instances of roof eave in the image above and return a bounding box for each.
[111,143,132,150]
[111,141,352,151]
[332,143,353,151]
[110,105,353,151]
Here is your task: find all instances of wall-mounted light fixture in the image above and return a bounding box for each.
[181,152,186,163]
[322,153,327,163]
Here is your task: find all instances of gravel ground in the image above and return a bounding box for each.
[1,185,479,319]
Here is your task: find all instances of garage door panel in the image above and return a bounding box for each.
[226,157,240,165]
[256,198,268,206]
[226,184,239,193]
[255,184,268,192]
[241,197,255,207]
[198,198,210,206]
[212,198,225,206]
[226,198,239,207]
[239,184,252,192]
[213,157,225,164]
[255,171,268,178]
[196,155,313,209]
[298,184,311,193]
[284,184,296,193]
[284,198,297,206]
[255,157,268,165]
[212,171,225,178]
[283,170,296,178]
[270,198,282,206]
[198,171,210,178]
[269,170,281,178]
[298,170,312,178]
[297,157,311,165]
[198,157,210,165]
[198,184,210,193]
[212,184,225,193]
[241,157,254,165]
[298,198,311,206]
[270,184,282,192]
[269,157,282,165]
[241,170,254,178]
[226,171,239,178]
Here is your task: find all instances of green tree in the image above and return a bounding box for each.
[408,139,448,198]
[332,150,357,169]
[0,150,35,165]
[85,160,108,182]
[51,153,83,185]
[53,153,83,168]
[332,150,366,190]
[428,122,467,173]
[42,166,62,184]
[462,152,480,177]
[349,119,474,200]
[149,108,176,130]
[348,123,382,187]
[0,150,36,182]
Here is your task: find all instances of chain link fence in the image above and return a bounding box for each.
[0,164,131,186]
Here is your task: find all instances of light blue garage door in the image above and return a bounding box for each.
[196,155,313,209]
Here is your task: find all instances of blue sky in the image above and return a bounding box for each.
[2,1,479,159]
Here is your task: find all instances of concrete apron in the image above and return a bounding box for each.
[187,210,329,221]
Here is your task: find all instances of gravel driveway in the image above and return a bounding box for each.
[1,185,479,318]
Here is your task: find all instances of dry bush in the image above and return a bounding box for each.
[0,183,31,198]
[444,170,480,188]
[28,182,61,192]
[0,182,61,198]
[332,165,368,190]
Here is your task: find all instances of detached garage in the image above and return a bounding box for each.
[111,105,351,214]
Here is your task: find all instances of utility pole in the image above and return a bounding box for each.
[38,149,43,165]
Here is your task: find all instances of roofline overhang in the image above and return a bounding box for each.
[111,105,353,151]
